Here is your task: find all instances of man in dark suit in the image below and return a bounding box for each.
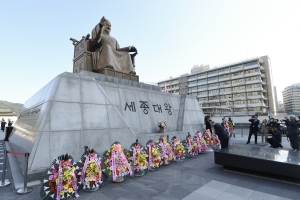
[246,115,260,144]
[210,121,229,148]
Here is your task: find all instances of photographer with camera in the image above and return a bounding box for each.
[266,124,283,148]
[284,115,300,152]
[246,115,260,144]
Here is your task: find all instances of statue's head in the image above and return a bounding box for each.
[103,20,111,35]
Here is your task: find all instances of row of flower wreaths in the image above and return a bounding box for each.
[40,129,221,200]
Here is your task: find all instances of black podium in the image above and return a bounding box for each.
[4,126,13,141]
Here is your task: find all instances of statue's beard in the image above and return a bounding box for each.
[104,29,111,35]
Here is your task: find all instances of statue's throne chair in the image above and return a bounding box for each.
[70,35,139,82]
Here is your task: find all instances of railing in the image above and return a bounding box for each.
[0,150,33,194]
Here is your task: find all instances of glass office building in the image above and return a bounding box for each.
[157,56,277,116]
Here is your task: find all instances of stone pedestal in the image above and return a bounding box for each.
[9,70,205,181]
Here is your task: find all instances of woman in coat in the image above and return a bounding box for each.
[260,119,269,143]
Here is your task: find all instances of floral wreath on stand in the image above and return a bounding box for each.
[102,142,133,182]
[156,136,174,165]
[77,147,103,191]
[204,129,220,150]
[40,154,80,200]
[194,131,208,153]
[129,140,148,176]
[171,136,185,162]
[211,132,221,149]
[146,140,162,170]
[183,132,198,157]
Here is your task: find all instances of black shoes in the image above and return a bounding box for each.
[246,142,250,144]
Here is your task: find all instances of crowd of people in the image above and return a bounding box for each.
[1,118,13,132]
[205,114,300,152]
[246,115,300,152]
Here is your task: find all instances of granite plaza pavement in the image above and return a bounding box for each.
[0,130,299,200]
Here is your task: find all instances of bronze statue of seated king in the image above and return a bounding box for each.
[70,16,139,81]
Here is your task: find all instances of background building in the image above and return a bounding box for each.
[282,83,300,113]
[158,55,277,117]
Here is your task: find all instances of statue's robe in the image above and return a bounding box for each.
[91,24,134,73]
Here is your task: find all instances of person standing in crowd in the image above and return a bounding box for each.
[284,115,299,152]
[228,117,235,138]
[266,124,283,148]
[210,121,229,148]
[205,115,212,133]
[1,118,7,132]
[246,115,260,144]
[8,119,12,127]
[260,119,269,143]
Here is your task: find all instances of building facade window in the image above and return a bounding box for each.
[244,61,258,67]
[188,81,197,85]
[208,70,218,75]
[208,76,218,81]
[232,78,245,84]
[188,87,197,92]
[198,73,206,78]
[198,85,207,89]
[218,67,230,73]
[232,71,244,77]
[220,94,232,99]
[246,84,260,89]
[219,74,230,79]
[209,89,218,94]
[245,68,259,74]
[233,93,246,98]
[248,107,262,111]
[234,100,246,105]
[209,96,219,100]
[247,91,261,96]
[232,86,245,91]
[198,91,208,95]
[246,76,260,81]
[231,65,243,71]
[248,99,261,104]
[188,75,197,80]
[224,88,232,92]
[209,83,218,87]
[199,97,208,101]
[198,79,206,83]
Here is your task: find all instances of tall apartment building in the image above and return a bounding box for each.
[157,56,277,116]
[282,83,300,113]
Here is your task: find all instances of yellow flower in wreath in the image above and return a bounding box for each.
[68,188,73,193]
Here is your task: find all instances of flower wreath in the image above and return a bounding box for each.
[211,133,221,149]
[171,136,185,160]
[129,140,148,172]
[184,133,198,157]
[40,154,80,200]
[204,129,216,146]
[146,140,162,169]
[194,132,208,153]
[102,142,133,181]
[77,147,103,190]
[156,136,174,165]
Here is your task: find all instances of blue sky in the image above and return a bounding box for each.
[1,0,299,103]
